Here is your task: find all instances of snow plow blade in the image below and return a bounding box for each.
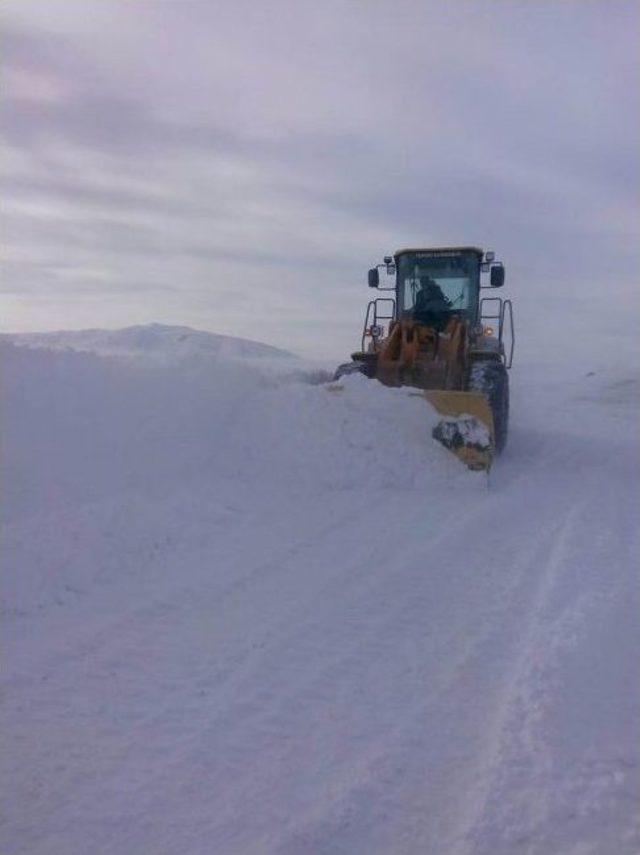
[424,390,495,471]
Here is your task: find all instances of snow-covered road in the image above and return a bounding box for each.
[2,327,639,854]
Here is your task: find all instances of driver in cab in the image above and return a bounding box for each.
[413,275,451,331]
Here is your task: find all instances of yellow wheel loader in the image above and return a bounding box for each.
[335,247,515,471]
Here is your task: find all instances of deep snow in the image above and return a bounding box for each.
[2,324,639,854]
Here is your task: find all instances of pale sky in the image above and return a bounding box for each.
[2,1,639,359]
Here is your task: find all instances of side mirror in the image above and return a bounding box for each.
[490,264,505,288]
[368,268,379,288]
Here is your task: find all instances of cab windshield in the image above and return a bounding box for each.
[397,252,480,322]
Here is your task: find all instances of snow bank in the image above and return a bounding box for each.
[1,329,467,618]
[1,333,460,522]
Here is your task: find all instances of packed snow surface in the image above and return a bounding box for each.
[2,325,639,854]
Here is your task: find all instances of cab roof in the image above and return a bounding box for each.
[394,246,484,258]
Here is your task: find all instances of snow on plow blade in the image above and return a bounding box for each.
[425,390,495,472]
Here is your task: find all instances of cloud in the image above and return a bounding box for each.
[2,1,639,358]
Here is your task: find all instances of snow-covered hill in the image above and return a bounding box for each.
[1,323,294,362]
[2,326,639,854]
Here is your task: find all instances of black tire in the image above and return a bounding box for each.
[468,360,509,454]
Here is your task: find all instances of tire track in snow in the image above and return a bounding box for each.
[455,463,640,855]
[266,484,579,853]
[452,494,590,853]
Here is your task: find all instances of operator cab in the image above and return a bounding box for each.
[364,246,508,358]
[368,246,505,329]
[395,247,483,328]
